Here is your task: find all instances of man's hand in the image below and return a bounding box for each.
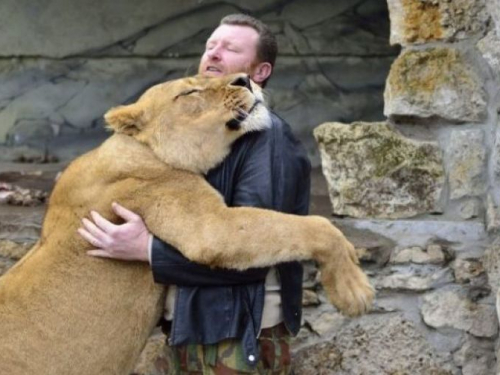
[78,202,150,262]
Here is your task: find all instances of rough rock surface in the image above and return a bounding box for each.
[451,259,485,284]
[391,244,445,264]
[293,314,456,375]
[0,0,398,167]
[387,0,489,45]
[0,240,32,276]
[478,30,500,76]
[314,121,444,218]
[486,195,500,234]
[483,237,500,289]
[374,265,453,291]
[446,129,486,199]
[384,48,488,122]
[421,287,498,338]
[488,0,500,38]
[453,336,497,375]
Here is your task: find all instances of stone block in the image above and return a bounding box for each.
[453,336,496,375]
[447,129,486,200]
[374,265,452,291]
[491,129,500,189]
[341,218,488,258]
[488,0,500,38]
[384,48,488,122]
[302,289,320,307]
[387,0,488,45]
[483,237,500,288]
[486,194,500,234]
[451,259,485,284]
[391,245,445,264]
[314,121,444,219]
[421,287,498,338]
[458,200,480,220]
[477,30,500,76]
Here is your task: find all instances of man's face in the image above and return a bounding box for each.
[198,24,260,79]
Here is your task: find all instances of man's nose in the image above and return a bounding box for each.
[230,75,253,92]
[207,46,221,60]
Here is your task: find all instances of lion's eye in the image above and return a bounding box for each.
[174,89,201,100]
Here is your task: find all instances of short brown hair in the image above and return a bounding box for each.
[220,14,278,86]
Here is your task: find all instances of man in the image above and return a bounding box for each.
[79,14,311,374]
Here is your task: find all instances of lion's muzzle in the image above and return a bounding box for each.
[225,99,262,130]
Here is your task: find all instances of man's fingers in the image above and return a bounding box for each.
[77,228,104,248]
[112,202,141,222]
[81,217,109,243]
[91,210,117,233]
[87,249,114,258]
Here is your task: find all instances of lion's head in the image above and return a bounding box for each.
[104,73,270,174]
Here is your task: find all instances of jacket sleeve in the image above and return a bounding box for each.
[151,128,279,286]
[151,237,268,286]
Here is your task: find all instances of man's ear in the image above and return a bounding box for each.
[104,104,144,135]
[251,62,272,86]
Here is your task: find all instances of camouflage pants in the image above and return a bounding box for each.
[151,323,292,375]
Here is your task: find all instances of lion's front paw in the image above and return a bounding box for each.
[320,255,374,317]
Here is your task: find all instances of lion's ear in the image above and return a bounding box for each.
[104,104,145,135]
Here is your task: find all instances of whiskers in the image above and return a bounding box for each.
[236,107,249,119]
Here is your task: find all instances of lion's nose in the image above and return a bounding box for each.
[230,75,253,93]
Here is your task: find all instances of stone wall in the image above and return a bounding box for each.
[313,0,500,374]
[0,0,397,166]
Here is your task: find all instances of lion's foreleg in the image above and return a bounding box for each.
[215,208,374,317]
[138,189,373,317]
[146,205,373,317]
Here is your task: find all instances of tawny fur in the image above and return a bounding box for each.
[0,74,374,375]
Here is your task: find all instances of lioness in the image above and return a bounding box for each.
[0,73,373,374]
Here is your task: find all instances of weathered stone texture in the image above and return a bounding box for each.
[131,331,168,375]
[421,287,498,338]
[486,195,500,234]
[314,121,444,219]
[384,48,488,122]
[0,0,398,168]
[0,55,394,165]
[453,337,497,375]
[387,0,488,45]
[478,30,500,76]
[447,129,486,199]
[0,240,32,276]
[293,314,456,375]
[458,200,480,220]
[451,259,485,284]
[374,266,453,291]
[391,244,445,264]
[0,0,284,58]
[488,0,500,38]
[345,219,488,257]
[483,238,500,289]
[491,129,500,192]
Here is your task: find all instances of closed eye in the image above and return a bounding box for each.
[174,89,201,100]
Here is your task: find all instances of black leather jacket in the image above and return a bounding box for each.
[150,112,311,366]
